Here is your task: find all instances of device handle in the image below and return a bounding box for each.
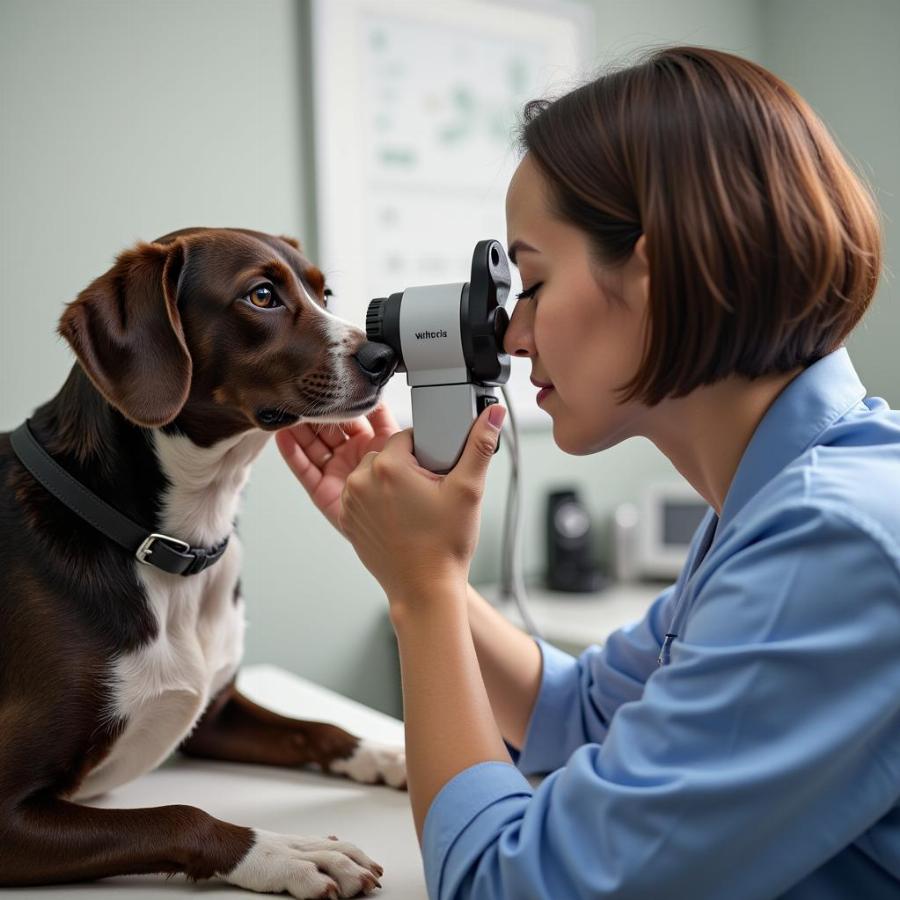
[411,384,499,473]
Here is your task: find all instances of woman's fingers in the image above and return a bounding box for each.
[278,408,397,502]
[367,402,401,437]
[275,428,323,494]
[341,414,376,441]
[291,423,342,468]
[313,422,351,451]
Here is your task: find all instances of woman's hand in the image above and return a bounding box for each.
[339,405,505,611]
[275,403,401,534]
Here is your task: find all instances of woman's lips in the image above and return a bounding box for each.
[530,376,554,405]
[529,376,554,405]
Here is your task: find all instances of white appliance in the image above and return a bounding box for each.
[614,483,709,581]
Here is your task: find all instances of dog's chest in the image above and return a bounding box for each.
[72,430,268,801]
[72,543,245,801]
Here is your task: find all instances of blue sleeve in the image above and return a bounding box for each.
[514,585,676,775]
[423,504,900,900]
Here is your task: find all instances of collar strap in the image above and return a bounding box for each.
[10,421,229,577]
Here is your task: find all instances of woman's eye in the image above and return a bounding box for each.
[516,281,543,301]
[245,285,280,309]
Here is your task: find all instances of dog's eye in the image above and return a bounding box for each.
[323,287,333,307]
[245,285,281,309]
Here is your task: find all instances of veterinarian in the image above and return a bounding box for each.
[279,46,900,899]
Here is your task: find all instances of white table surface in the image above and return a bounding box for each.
[4,665,424,899]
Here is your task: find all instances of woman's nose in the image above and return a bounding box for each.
[503,296,536,358]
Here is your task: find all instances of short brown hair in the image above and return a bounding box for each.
[518,46,882,405]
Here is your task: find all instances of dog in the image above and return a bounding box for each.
[0,228,404,898]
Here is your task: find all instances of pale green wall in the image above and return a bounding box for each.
[1,0,893,717]
[761,0,900,407]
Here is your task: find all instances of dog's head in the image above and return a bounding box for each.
[58,228,396,444]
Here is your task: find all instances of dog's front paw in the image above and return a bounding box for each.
[330,740,407,790]
[225,830,383,899]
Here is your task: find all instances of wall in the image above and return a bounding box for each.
[761,0,900,407]
[2,0,892,717]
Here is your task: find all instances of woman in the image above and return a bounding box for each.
[278,46,900,899]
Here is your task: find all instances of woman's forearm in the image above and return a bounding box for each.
[391,583,510,841]
[393,583,544,840]
[466,583,543,750]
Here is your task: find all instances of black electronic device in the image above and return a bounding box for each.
[545,489,607,593]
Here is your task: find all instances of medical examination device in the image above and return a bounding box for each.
[365,240,539,633]
[365,240,511,473]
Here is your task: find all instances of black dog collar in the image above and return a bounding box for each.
[10,420,229,577]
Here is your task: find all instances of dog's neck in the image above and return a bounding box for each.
[30,365,269,548]
[151,428,270,547]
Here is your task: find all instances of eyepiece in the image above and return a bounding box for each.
[365,298,387,343]
[461,239,511,384]
[365,292,405,371]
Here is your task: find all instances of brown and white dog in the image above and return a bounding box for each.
[0,228,404,898]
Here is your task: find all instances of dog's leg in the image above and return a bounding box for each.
[181,683,407,790]
[0,797,382,897]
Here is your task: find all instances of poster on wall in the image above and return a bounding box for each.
[312,0,595,427]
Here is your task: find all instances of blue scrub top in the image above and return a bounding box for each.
[423,348,900,899]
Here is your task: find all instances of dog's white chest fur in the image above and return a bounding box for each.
[73,429,269,801]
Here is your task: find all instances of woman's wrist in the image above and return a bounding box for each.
[387,575,469,632]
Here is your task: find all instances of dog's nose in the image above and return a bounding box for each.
[353,341,397,387]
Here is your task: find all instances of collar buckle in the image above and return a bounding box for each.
[136,532,192,565]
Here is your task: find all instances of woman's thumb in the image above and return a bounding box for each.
[448,403,505,491]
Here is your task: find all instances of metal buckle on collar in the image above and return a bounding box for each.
[135,532,191,565]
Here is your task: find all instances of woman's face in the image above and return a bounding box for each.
[504,153,652,454]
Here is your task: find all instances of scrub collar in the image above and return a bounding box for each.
[718,347,867,535]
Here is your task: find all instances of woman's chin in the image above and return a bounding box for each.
[552,412,636,455]
[551,420,594,456]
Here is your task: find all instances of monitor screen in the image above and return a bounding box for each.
[663,501,707,546]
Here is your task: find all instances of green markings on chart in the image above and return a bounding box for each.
[439,84,476,144]
[378,147,417,167]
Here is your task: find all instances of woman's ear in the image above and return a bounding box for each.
[633,234,649,272]
[58,240,192,427]
[626,233,651,311]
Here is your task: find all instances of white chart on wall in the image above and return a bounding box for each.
[312,0,594,427]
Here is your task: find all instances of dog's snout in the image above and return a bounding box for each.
[353,341,397,387]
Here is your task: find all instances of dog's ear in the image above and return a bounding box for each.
[59,240,192,428]
[279,234,302,252]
